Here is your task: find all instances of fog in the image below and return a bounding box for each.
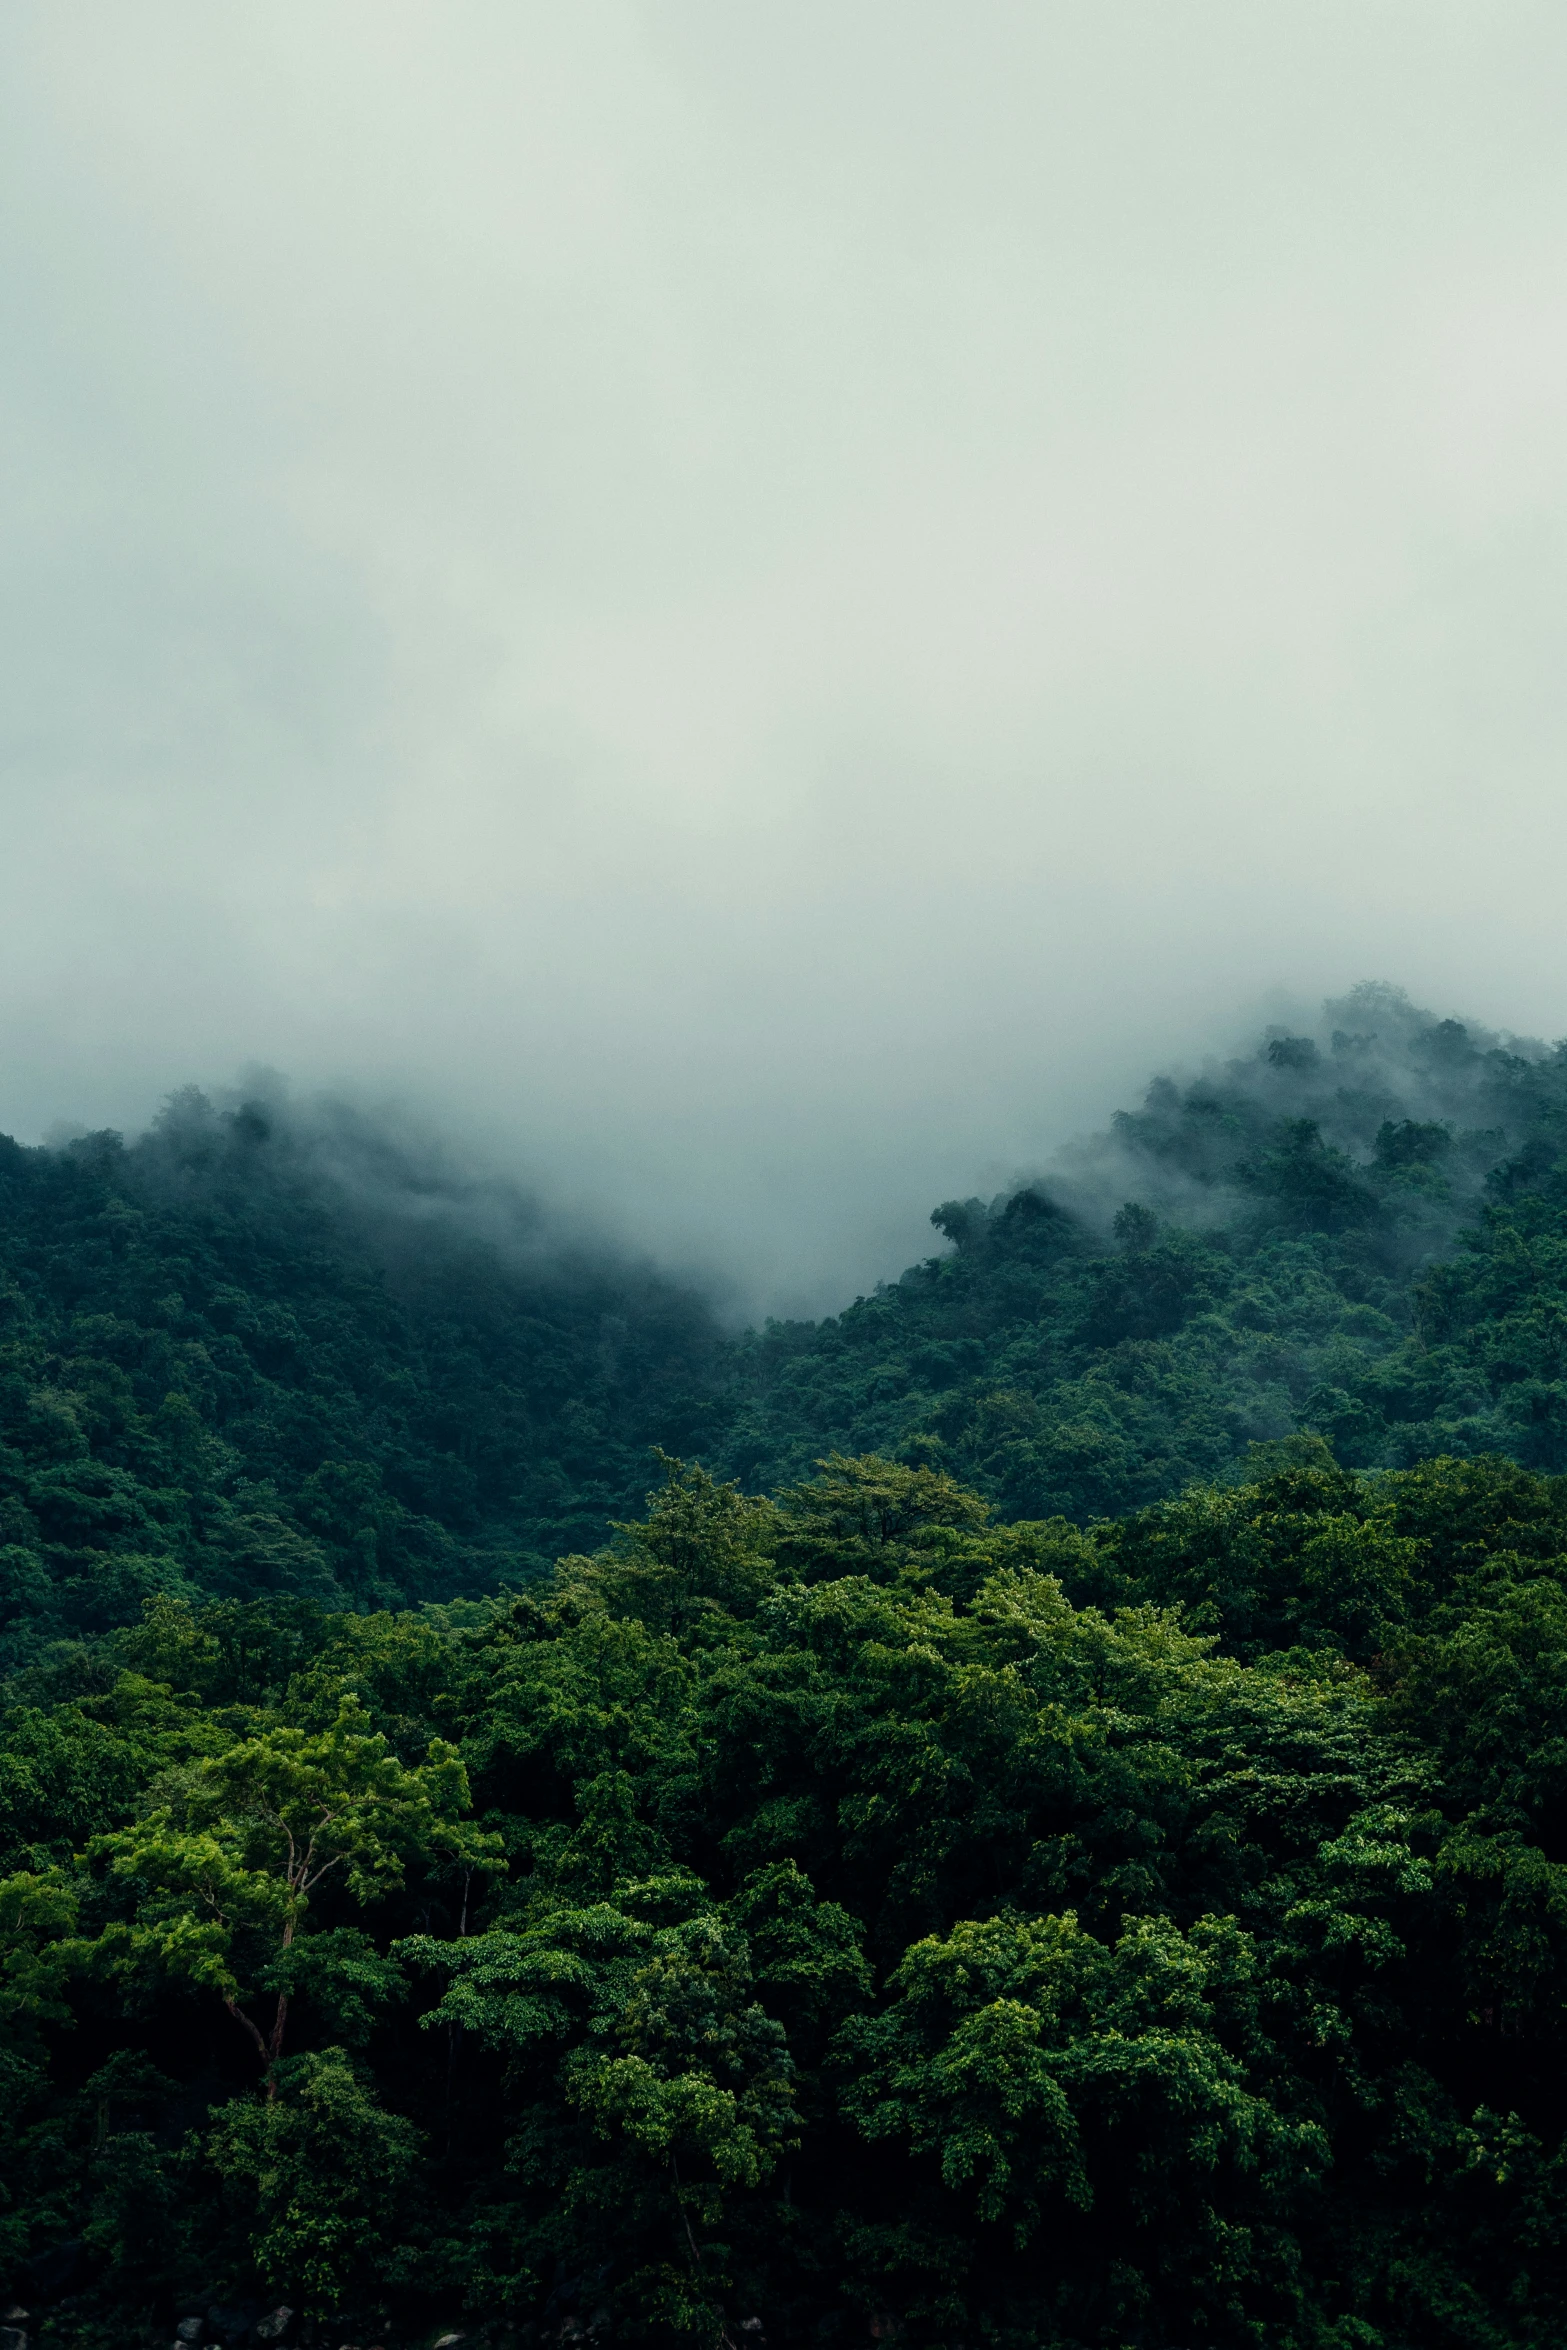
[5,4,1567,1316]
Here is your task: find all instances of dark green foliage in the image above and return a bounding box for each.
[13,989,1567,2342]
[0,1091,726,1663]
[716,986,1567,1516]
[5,1448,1567,2346]
[14,986,1567,1674]
[207,2050,423,2306]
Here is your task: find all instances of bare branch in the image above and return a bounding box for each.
[223,1995,269,2064]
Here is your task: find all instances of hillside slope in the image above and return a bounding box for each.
[6,993,1567,2345]
[7,984,1567,1670]
[718,984,1567,1511]
[0,1090,723,1661]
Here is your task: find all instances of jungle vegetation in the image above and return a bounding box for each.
[720,984,1567,1513]
[4,986,1567,2347]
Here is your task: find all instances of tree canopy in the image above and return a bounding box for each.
[7,990,1567,2344]
[0,1447,1565,2346]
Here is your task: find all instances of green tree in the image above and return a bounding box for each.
[93,1697,496,2090]
[207,2047,422,2309]
[557,1454,781,1634]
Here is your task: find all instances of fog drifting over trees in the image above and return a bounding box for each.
[5,5,1567,1310]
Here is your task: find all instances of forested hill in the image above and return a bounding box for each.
[0,1089,726,1660]
[9,992,1567,2348]
[7,983,1567,1667]
[717,983,1567,1513]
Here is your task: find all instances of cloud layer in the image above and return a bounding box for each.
[5,3,1567,1311]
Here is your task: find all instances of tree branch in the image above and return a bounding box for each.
[223,1995,269,2064]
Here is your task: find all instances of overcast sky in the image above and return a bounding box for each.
[4,3,1567,1313]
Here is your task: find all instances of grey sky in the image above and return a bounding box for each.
[4,3,1567,1314]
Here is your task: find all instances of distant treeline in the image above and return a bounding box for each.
[722,982,1567,1514]
[5,985,1567,1658]
[0,1088,726,1655]
[7,988,1567,2346]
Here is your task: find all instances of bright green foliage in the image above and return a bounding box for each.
[0,1868,83,2033]
[403,1875,797,2343]
[90,1700,497,2082]
[840,1904,1324,2302]
[557,1455,783,1633]
[207,2048,422,2305]
[13,991,1567,2341]
[4,1448,1567,2341]
[571,1910,796,2189]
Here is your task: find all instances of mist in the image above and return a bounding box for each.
[6,4,1567,1316]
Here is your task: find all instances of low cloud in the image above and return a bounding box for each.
[5,6,1567,1313]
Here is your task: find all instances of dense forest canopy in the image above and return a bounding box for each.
[7,983,1567,1663]
[6,985,1567,2348]
[6,1447,1567,2350]
[720,982,1567,1511]
[0,1086,728,1658]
